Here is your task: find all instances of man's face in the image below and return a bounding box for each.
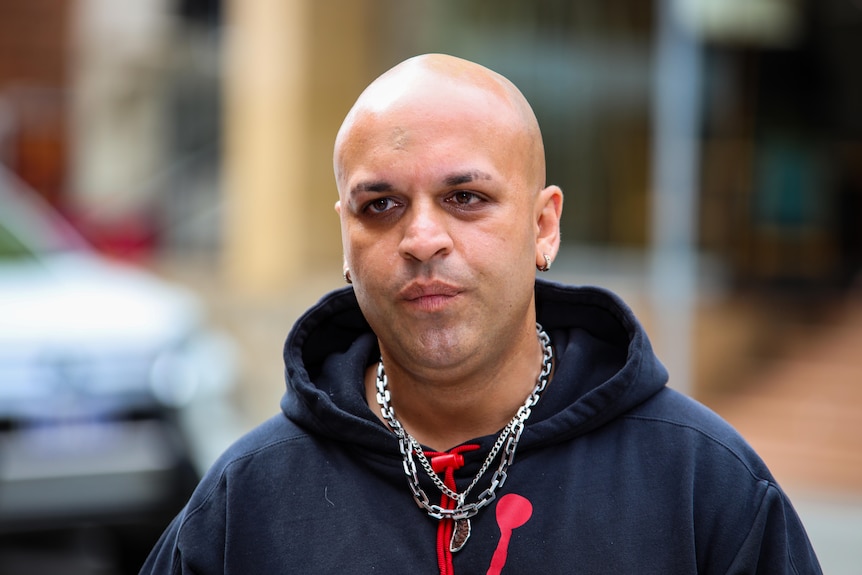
[335,80,545,374]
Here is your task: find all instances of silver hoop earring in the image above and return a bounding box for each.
[343,268,352,284]
[537,254,552,272]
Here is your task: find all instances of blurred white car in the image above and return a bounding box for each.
[0,166,241,568]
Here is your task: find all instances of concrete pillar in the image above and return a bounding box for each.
[303,0,378,275]
[223,0,311,294]
[222,0,377,295]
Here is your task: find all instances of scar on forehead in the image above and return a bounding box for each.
[391,127,409,150]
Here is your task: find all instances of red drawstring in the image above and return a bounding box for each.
[427,444,480,575]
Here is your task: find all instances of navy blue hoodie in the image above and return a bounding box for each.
[141,280,821,574]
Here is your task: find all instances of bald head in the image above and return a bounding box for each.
[334,54,546,194]
[332,54,564,387]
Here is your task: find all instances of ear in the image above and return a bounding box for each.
[534,185,563,268]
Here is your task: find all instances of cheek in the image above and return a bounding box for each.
[347,238,400,290]
[341,220,378,265]
[466,215,534,260]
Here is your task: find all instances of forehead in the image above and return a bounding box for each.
[336,81,526,183]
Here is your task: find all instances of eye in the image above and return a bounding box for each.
[448,191,482,206]
[365,197,400,214]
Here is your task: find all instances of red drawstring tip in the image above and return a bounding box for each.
[430,453,465,473]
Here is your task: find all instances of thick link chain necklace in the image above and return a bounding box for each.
[375,323,553,552]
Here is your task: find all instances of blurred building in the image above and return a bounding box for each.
[0,0,71,209]
[0,0,860,390]
[3,4,860,571]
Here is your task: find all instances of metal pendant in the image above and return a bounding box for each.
[450,518,471,553]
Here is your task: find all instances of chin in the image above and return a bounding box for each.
[412,326,478,365]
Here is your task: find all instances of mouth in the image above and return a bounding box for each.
[399,281,463,310]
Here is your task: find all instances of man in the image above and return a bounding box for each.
[141,54,821,574]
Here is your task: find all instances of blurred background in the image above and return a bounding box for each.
[0,0,860,573]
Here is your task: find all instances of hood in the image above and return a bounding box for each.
[281,279,668,453]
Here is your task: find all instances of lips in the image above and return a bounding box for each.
[398,281,463,303]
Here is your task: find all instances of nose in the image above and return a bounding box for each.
[398,200,453,263]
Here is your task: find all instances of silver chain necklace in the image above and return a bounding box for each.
[375,323,553,553]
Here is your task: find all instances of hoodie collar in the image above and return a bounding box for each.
[281,279,668,452]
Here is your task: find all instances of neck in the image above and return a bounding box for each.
[366,326,548,451]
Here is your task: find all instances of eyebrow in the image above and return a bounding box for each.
[350,170,494,196]
[351,181,395,195]
[444,170,493,187]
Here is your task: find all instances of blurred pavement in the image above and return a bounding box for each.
[705,294,862,574]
